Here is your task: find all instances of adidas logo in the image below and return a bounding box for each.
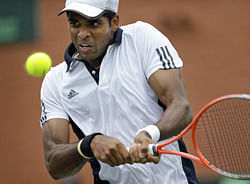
[68,89,79,99]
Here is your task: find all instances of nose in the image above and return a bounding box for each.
[78,27,91,40]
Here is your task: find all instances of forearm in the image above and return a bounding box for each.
[45,142,87,180]
[156,98,193,140]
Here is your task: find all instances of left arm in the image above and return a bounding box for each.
[150,68,192,140]
[129,68,192,163]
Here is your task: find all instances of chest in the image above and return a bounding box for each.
[62,45,149,107]
[58,46,161,136]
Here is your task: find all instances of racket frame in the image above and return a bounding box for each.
[150,94,250,179]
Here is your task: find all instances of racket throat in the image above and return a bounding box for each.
[148,144,159,156]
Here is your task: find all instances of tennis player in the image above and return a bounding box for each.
[40,0,199,183]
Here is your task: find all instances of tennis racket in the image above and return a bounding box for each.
[148,94,250,180]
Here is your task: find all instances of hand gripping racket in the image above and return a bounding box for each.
[148,94,250,180]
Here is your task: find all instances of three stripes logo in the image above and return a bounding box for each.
[156,46,176,69]
[68,89,79,99]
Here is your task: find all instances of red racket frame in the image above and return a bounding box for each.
[153,94,249,179]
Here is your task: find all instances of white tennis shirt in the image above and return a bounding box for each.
[40,21,198,184]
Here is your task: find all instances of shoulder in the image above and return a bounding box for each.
[42,62,67,89]
[121,21,169,45]
[121,21,156,33]
[45,62,66,79]
[121,21,159,38]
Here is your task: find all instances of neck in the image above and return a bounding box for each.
[76,53,103,69]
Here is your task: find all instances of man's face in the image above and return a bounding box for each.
[67,12,117,64]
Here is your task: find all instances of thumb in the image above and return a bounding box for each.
[139,142,148,158]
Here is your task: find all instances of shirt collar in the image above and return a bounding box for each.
[64,28,123,72]
[110,27,123,45]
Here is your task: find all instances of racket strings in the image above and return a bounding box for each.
[195,98,250,177]
[231,100,250,167]
[221,100,248,173]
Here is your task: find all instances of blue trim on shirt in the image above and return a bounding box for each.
[178,139,199,184]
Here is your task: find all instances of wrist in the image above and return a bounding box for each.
[136,125,160,143]
[139,130,151,139]
[77,132,103,159]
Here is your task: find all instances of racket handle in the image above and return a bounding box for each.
[127,145,158,156]
[148,144,158,156]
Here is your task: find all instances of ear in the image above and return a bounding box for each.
[111,15,119,32]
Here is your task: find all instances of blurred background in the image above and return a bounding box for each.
[0,0,249,183]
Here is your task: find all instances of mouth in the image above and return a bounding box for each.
[79,43,93,53]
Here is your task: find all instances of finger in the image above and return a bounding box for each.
[119,145,130,164]
[129,144,141,163]
[98,152,115,166]
[128,144,136,163]
[109,149,127,166]
[138,142,149,159]
[103,150,119,166]
[147,154,160,164]
[137,144,150,163]
[124,147,134,164]
[138,144,151,164]
[106,144,130,166]
[134,144,141,163]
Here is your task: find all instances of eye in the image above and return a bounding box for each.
[68,19,80,27]
[89,20,102,27]
[93,22,100,26]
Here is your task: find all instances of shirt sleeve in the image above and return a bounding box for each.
[134,21,183,79]
[40,67,69,127]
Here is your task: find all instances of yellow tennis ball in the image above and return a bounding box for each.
[25,52,52,77]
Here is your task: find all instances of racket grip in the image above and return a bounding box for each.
[127,145,158,156]
[148,144,158,156]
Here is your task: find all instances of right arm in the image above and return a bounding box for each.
[42,118,132,179]
[42,118,87,180]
